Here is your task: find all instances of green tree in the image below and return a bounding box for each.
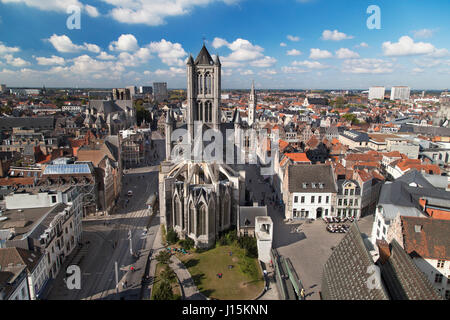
[153,280,175,300]
[156,250,171,265]
[166,228,179,245]
[160,266,176,283]
[342,113,360,125]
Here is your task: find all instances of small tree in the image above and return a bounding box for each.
[160,266,176,283]
[156,250,171,265]
[153,280,174,300]
[180,237,194,250]
[166,228,179,245]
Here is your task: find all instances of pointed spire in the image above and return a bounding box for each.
[187,54,194,65]
[165,109,173,124]
[233,109,241,125]
[195,44,214,65]
[214,54,221,66]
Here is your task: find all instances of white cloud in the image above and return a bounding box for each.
[239,69,254,76]
[335,48,360,59]
[47,34,100,53]
[341,58,394,74]
[280,42,287,47]
[282,66,308,74]
[309,48,332,60]
[250,56,277,68]
[428,48,449,58]
[358,42,369,48]
[213,37,276,68]
[287,49,302,56]
[414,57,450,68]
[292,60,328,69]
[3,54,30,67]
[212,37,229,49]
[154,67,185,77]
[412,28,436,39]
[1,0,100,18]
[35,55,65,65]
[97,51,116,60]
[287,35,300,42]
[148,39,186,66]
[382,36,435,57]
[100,0,240,26]
[84,43,100,53]
[0,42,20,54]
[109,34,139,52]
[85,4,100,17]
[322,29,354,41]
[412,67,424,73]
[259,69,277,75]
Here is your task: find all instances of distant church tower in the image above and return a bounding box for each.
[186,45,222,143]
[248,81,257,127]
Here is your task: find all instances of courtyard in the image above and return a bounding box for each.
[270,208,375,300]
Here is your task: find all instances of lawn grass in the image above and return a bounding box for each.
[178,244,264,300]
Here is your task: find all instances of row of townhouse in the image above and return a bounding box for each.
[281,163,383,221]
[0,186,82,299]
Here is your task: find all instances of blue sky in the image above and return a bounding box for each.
[0,0,449,89]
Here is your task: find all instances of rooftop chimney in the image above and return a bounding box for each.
[376,239,391,265]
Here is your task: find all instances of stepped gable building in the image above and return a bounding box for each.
[159,45,245,248]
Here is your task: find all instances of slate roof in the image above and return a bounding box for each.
[377,179,450,221]
[0,247,43,274]
[340,130,370,142]
[288,164,337,193]
[88,100,123,114]
[195,45,214,65]
[379,239,443,300]
[401,216,450,260]
[238,206,267,229]
[321,223,390,300]
[0,117,54,130]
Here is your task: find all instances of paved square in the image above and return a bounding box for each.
[269,208,374,300]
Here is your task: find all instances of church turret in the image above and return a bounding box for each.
[165,110,174,161]
[248,81,257,127]
[187,44,222,143]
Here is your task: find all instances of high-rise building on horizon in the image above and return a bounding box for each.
[390,86,410,101]
[0,84,7,93]
[368,86,385,100]
[139,86,153,95]
[153,82,168,102]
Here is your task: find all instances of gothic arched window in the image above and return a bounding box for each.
[174,196,182,228]
[189,202,195,235]
[205,73,212,95]
[197,72,203,95]
[197,204,207,236]
[223,193,230,227]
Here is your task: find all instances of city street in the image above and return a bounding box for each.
[46,131,165,300]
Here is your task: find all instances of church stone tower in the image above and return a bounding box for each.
[248,80,257,127]
[186,45,222,144]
